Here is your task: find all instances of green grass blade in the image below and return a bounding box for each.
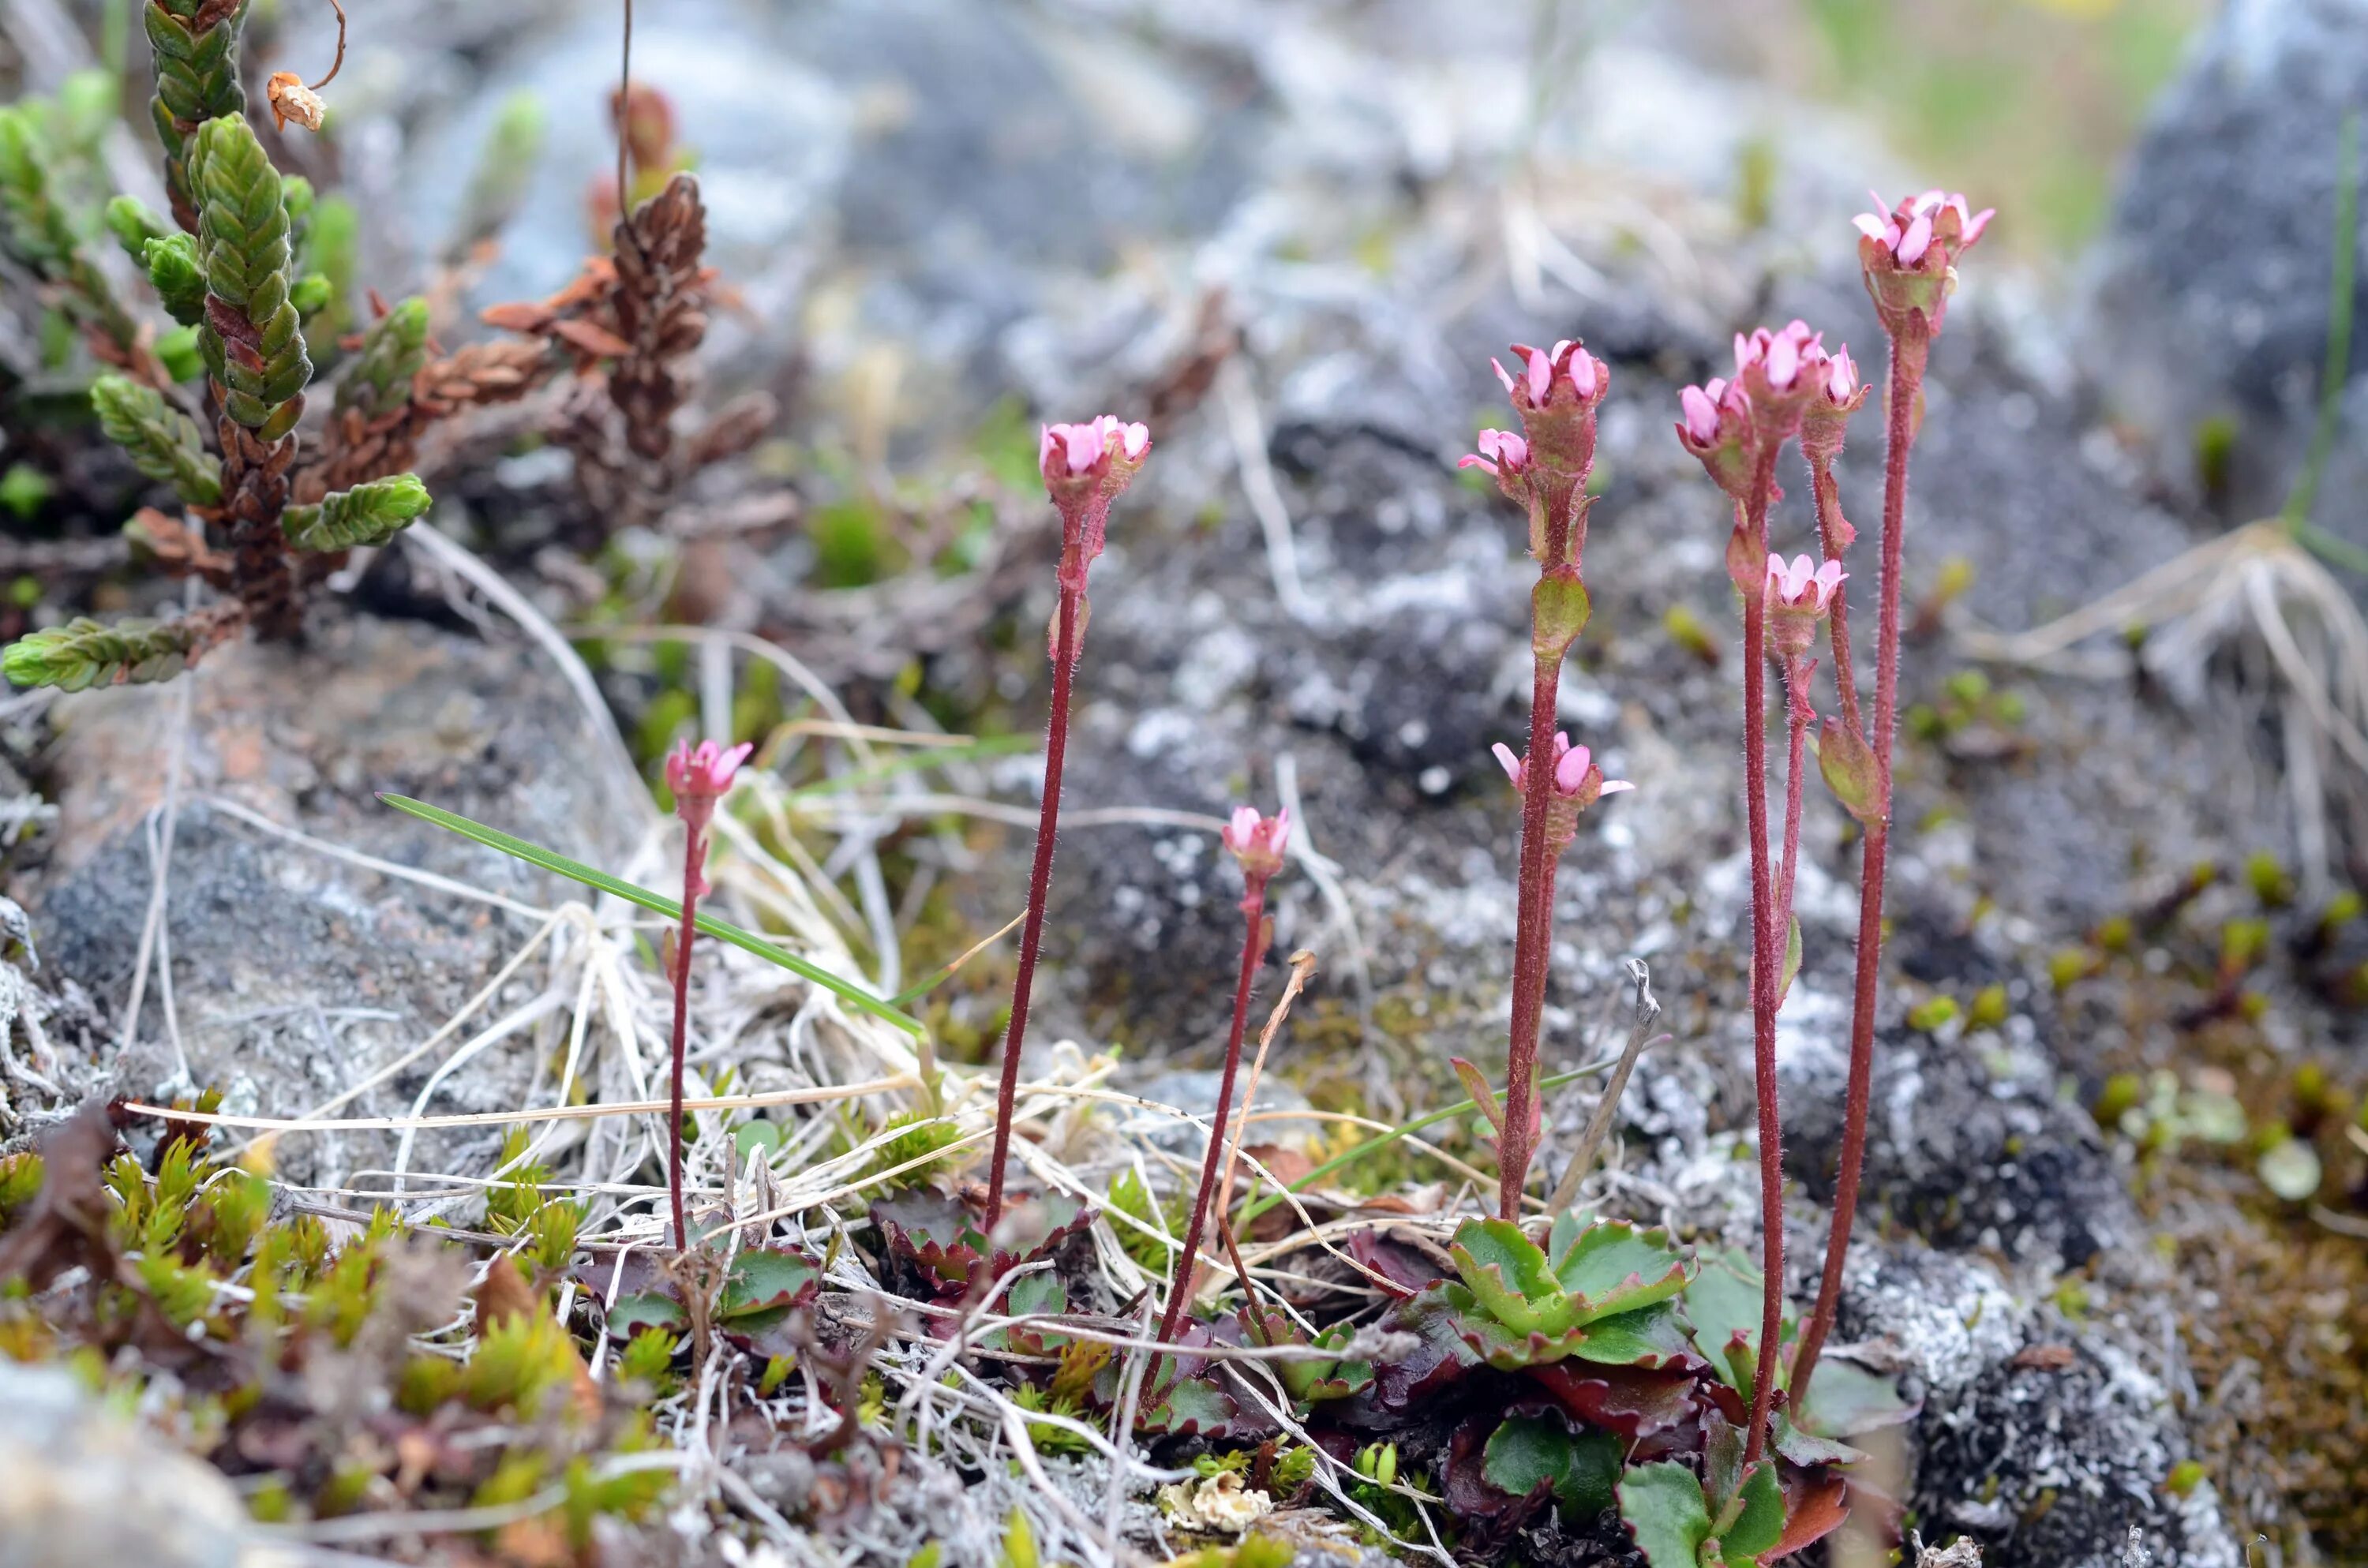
[1233,1058,1617,1228]
[377,791,924,1037]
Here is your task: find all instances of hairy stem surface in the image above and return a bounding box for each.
[1499,649,1564,1218]
[1793,328,1924,1407]
[984,582,1081,1230]
[1808,458,1863,736]
[667,835,702,1250]
[1159,889,1269,1344]
[1740,446,1783,1467]
[1776,658,1812,939]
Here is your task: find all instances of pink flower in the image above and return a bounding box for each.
[1039,414,1153,502]
[1673,375,1759,500]
[1220,805,1291,885]
[1855,189,1992,267]
[1680,383,1723,444]
[1459,428,1531,478]
[667,736,753,863]
[1823,346,1858,406]
[1493,339,1603,410]
[1735,320,1821,393]
[1492,732,1632,805]
[667,737,751,806]
[1766,552,1845,615]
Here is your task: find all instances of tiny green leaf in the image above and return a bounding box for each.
[604,1292,685,1341]
[719,1248,819,1319]
[1451,1057,1503,1136]
[90,373,220,507]
[1815,716,1882,823]
[281,473,432,551]
[141,232,206,325]
[1566,1300,1697,1369]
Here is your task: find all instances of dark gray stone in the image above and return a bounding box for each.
[2086,0,2368,523]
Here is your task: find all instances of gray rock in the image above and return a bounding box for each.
[0,1362,292,1568]
[19,608,644,1188]
[2086,0,2368,522]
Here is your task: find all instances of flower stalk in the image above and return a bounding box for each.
[1677,319,1836,1464]
[983,417,1149,1232]
[1460,340,1610,1218]
[1791,192,1988,1409]
[662,738,751,1251]
[1157,807,1289,1344]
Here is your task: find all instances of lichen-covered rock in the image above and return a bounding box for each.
[17,608,646,1184]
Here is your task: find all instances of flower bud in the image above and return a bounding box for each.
[1457,428,1532,503]
[1673,376,1755,501]
[1799,343,1868,468]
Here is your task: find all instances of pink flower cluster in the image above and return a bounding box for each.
[1675,322,1860,500]
[1040,414,1150,482]
[1854,189,1994,339]
[1491,339,1603,408]
[1852,189,1992,267]
[666,738,752,836]
[1464,338,1611,519]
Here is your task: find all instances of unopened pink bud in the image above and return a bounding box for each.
[1679,384,1721,444]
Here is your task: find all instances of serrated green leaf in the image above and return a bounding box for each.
[1568,1300,1698,1370]
[1449,1217,1568,1337]
[1140,1374,1235,1437]
[377,791,923,1036]
[1553,1218,1693,1323]
[1618,1461,1714,1568]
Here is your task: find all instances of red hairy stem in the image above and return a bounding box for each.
[1775,658,1813,939]
[1738,443,1784,1468]
[1158,884,1271,1344]
[1499,652,1564,1219]
[1807,458,1864,737]
[1793,324,1926,1407]
[667,833,703,1251]
[984,578,1083,1232]
[1499,496,1581,1221]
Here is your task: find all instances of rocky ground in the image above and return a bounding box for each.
[6,1,2368,1565]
